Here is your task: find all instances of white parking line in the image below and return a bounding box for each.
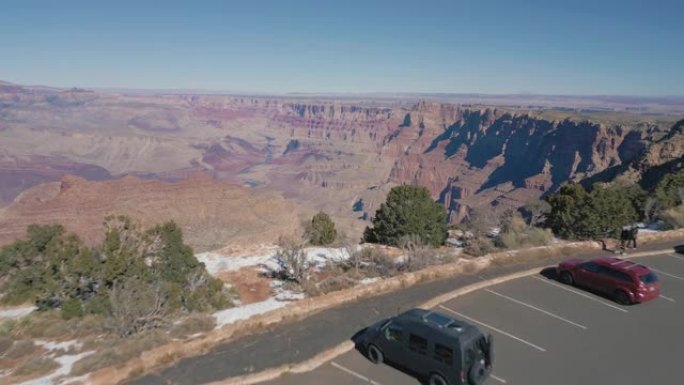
[439,305,546,352]
[331,361,382,385]
[531,277,628,313]
[660,294,676,303]
[491,374,508,383]
[485,289,587,330]
[650,267,684,281]
[669,254,684,262]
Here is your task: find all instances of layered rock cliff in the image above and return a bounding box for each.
[1,82,681,245]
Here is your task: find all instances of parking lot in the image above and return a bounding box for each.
[263,252,684,385]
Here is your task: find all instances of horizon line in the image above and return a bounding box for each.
[3,80,684,100]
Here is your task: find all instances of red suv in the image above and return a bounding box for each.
[556,257,660,305]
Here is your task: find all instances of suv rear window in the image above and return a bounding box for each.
[639,272,658,284]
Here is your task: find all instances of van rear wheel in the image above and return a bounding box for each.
[429,373,449,385]
[367,344,383,364]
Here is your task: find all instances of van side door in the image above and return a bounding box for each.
[378,321,406,365]
[406,332,431,373]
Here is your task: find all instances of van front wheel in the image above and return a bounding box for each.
[367,344,384,364]
[429,373,449,385]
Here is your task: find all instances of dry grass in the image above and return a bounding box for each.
[0,311,110,344]
[4,339,37,359]
[464,236,495,257]
[13,355,60,377]
[170,314,216,339]
[661,206,684,229]
[71,331,171,376]
[0,336,13,356]
[315,276,358,295]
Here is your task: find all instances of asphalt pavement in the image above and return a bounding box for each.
[128,240,684,385]
[261,251,684,385]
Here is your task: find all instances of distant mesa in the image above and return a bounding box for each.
[1,80,683,241]
[0,173,307,250]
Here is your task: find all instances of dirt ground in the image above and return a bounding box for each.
[217,267,272,304]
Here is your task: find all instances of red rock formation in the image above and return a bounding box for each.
[1,82,680,238]
[0,173,307,250]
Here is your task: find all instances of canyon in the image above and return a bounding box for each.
[1,81,682,248]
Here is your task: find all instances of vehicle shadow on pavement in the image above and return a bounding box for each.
[350,328,430,385]
[539,267,558,280]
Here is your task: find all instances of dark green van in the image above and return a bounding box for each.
[358,308,493,385]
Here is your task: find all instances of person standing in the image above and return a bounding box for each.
[629,226,639,249]
[619,226,630,254]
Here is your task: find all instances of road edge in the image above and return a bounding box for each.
[91,230,684,385]
[204,247,674,385]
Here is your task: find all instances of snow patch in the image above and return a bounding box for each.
[18,350,94,385]
[196,250,276,275]
[214,283,305,327]
[213,298,287,327]
[0,306,35,320]
[197,246,354,276]
[34,340,82,353]
[359,277,381,285]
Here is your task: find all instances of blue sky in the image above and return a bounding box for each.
[0,0,681,95]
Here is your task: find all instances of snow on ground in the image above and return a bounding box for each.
[196,246,354,276]
[270,281,306,301]
[196,248,277,275]
[0,306,35,320]
[34,340,82,353]
[18,349,94,385]
[213,298,288,327]
[213,281,305,327]
[359,277,381,285]
[204,245,370,328]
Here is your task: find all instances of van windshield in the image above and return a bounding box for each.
[640,273,658,284]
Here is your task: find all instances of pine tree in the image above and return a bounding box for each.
[364,185,447,247]
[305,212,337,246]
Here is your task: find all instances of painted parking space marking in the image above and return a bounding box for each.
[650,267,684,281]
[331,361,382,385]
[491,374,508,383]
[484,289,587,330]
[669,254,684,263]
[438,305,546,352]
[531,276,629,313]
[660,294,676,303]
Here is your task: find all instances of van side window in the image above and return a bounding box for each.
[408,334,428,355]
[433,343,453,366]
[384,324,403,342]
